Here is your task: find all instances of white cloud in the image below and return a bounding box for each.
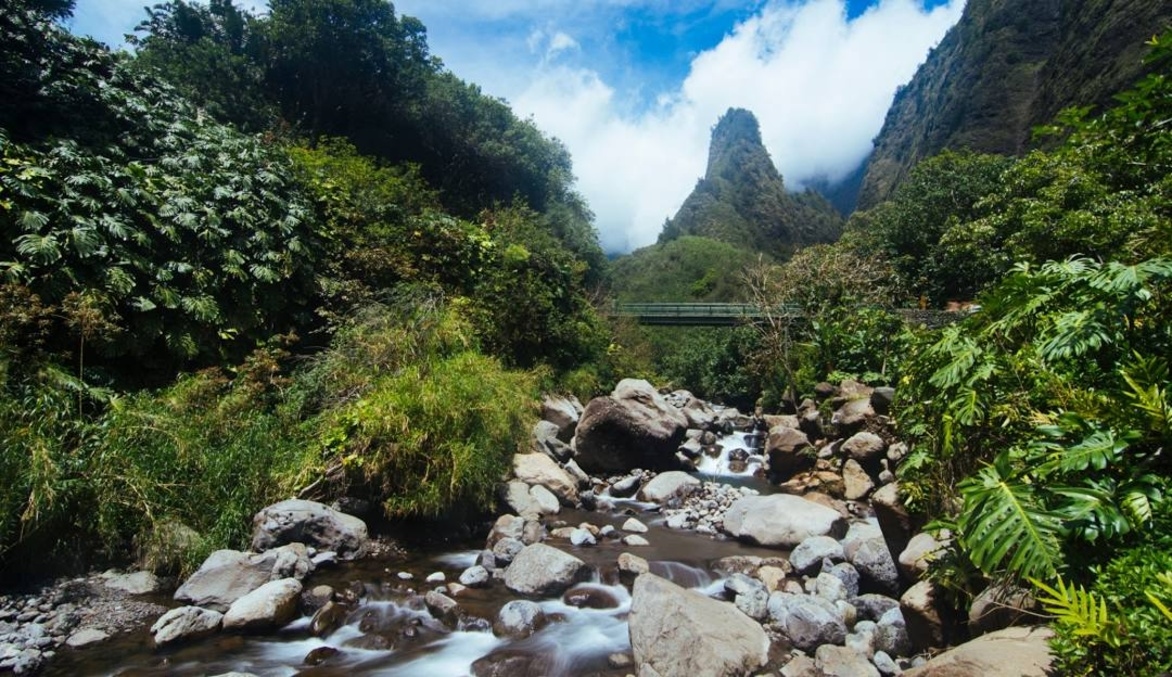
[509,0,964,252]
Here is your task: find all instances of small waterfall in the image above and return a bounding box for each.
[694,431,767,477]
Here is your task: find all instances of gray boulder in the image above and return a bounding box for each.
[831,398,874,434]
[723,494,847,548]
[174,545,312,612]
[968,583,1040,636]
[815,644,880,677]
[724,573,769,621]
[493,600,546,639]
[842,432,886,463]
[251,499,368,560]
[845,523,901,595]
[541,394,583,441]
[222,578,302,631]
[150,606,223,647]
[503,544,588,597]
[104,571,162,595]
[630,573,769,676]
[513,453,578,504]
[767,591,847,652]
[901,580,952,651]
[790,535,845,575]
[874,607,912,656]
[898,531,948,583]
[572,379,688,473]
[637,471,700,504]
[765,425,814,481]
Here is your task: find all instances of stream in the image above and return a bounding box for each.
[43,434,783,677]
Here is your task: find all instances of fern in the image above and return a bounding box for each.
[1031,576,1118,644]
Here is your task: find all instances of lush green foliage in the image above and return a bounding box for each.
[609,236,761,303]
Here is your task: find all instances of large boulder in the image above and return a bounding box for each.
[765,425,814,481]
[901,580,954,651]
[503,543,588,597]
[902,626,1054,676]
[174,545,312,612]
[222,578,303,632]
[150,606,223,647]
[629,573,769,676]
[844,524,901,596]
[871,483,916,578]
[899,531,949,583]
[968,584,1040,636]
[512,453,578,504]
[250,499,368,560]
[572,379,688,473]
[722,494,847,548]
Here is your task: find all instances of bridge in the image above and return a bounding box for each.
[606,303,801,326]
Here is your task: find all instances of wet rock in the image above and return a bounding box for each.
[722,494,847,548]
[493,600,546,639]
[222,578,302,632]
[150,606,223,647]
[608,652,634,669]
[569,528,596,547]
[618,552,650,584]
[903,626,1054,677]
[424,591,460,628]
[513,452,579,504]
[621,517,648,533]
[621,534,650,547]
[301,645,340,666]
[425,571,446,584]
[492,537,524,567]
[563,585,620,610]
[630,573,768,676]
[767,592,847,652]
[502,480,540,519]
[968,584,1040,636]
[637,471,700,505]
[816,644,880,677]
[572,379,689,473]
[610,475,642,497]
[310,601,348,637]
[250,499,368,560]
[459,565,490,588]
[790,535,845,575]
[64,628,109,648]
[472,649,552,677]
[503,544,588,597]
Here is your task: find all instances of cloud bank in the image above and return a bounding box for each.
[511,0,964,252]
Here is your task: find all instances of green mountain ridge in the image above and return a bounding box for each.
[858,0,1172,209]
[658,108,843,260]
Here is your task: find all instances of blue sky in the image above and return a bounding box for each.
[70,0,965,252]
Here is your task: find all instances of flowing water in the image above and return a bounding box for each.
[44,434,786,677]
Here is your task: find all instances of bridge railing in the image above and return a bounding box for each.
[606,302,803,325]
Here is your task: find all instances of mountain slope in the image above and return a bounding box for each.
[660,108,842,260]
[858,0,1172,209]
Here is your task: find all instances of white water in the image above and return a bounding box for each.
[693,431,766,477]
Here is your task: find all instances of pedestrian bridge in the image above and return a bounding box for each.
[606,303,800,326]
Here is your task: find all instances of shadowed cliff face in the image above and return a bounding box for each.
[857,0,1172,210]
[660,108,842,261]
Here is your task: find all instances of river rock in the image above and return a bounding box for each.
[843,458,876,500]
[150,606,223,646]
[533,420,574,463]
[871,483,915,572]
[250,499,368,560]
[222,578,302,632]
[310,601,347,637]
[816,644,880,677]
[103,571,163,595]
[842,432,886,464]
[902,626,1054,676]
[898,531,948,583]
[767,592,847,652]
[832,398,875,436]
[459,565,490,588]
[424,591,460,628]
[621,517,648,533]
[790,535,845,575]
[564,585,620,610]
[493,600,546,639]
[874,607,912,656]
[968,583,1039,636]
[610,474,642,497]
[621,534,650,546]
[629,573,768,676]
[852,594,900,622]
[636,471,700,504]
[572,379,688,473]
[492,537,525,566]
[528,484,561,515]
[541,394,582,441]
[724,573,769,621]
[503,544,588,597]
[765,426,814,481]
[64,628,109,648]
[900,580,951,650]
[722,494,847,548]
[174,545,311,612]
[502,481,540,519]
[618,552,650,585]
[569,528,596,547]
[513,453,578,504]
